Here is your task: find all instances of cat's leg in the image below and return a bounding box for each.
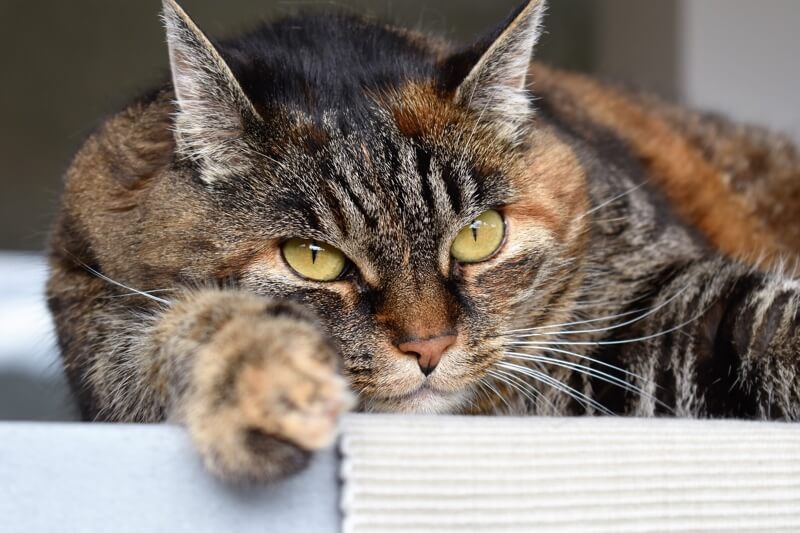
[599,258,799,420]
[48,266,353,482]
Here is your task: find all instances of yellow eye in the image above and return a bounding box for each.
[451,210,505,263]
[282,239,347,282]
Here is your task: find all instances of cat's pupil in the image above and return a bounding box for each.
[471,222,480,242]
[310,242,321,264]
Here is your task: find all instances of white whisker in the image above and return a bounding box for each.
[105,289,177,300]
[496,361,616,416]
[576,182,646,221]
[511,307,706,348]
[511,287,687,338]
[77,262,171,306]
[478,376,514,414]
[538,346,651,383]
[488,368,560,414]
[503,352,671,412]
[504,307,647,334]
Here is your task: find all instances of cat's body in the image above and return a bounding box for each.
[48,0,800,481]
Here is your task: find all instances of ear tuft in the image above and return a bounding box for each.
[455,0,547,142]
[162,0,261,180]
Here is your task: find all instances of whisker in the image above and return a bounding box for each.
[576,182,646,221]
[504,287,660,335]
[487,369,542,402]
[496,361,616,416]
[478,376,514,414]
[469,380,490,411]
[506,276,674,336]
[570,290,653,309]
[105,289,177,300]
[504,306,648,334]
[488,368,559,414]
[511,308,706,348]
[505,352,643,394]
[484,371,531,413]
[537,346,652,384]
[73,258,171,306]
[511,287,688,338]
[503,352,672,413]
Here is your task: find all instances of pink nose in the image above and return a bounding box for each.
[396,335,457,376]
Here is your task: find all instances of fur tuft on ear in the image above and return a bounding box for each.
[455,0,546,142]
[162,0,262,181]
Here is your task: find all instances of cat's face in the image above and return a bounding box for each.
[218,90,587,413]
[160,0,588,413]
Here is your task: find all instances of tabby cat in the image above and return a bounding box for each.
[48,0,800,482]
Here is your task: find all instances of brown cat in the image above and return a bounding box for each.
[47,0,800,482]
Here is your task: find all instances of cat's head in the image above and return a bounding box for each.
[159,0,589,414]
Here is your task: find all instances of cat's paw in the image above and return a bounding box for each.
[184,303,355,482]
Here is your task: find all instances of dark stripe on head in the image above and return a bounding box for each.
[274,189,323,232]
[440,166,464,214]
[335,170,379,229]
[415,146,437,218]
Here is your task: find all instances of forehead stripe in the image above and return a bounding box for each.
[440,165,464,215]
[414,146,439,220]
[337,172,379,229]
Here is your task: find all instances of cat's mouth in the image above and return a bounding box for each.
[370,382,468,414]
[396,383,445,401]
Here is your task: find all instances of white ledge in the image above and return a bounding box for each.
[2,416,799,533]
[340,415,800,533]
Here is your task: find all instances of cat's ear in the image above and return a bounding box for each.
[162,0,261,179]
[454,0,546,141]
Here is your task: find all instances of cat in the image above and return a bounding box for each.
[47,0,800,482]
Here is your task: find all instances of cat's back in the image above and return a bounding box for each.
[532,64,800,266]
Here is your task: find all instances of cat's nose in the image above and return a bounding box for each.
[396,335,457,377]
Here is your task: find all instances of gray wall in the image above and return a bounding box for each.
[680,0,800,142]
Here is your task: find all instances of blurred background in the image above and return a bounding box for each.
[0,0,799,251]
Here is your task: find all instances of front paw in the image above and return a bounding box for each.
[184,303,354,482]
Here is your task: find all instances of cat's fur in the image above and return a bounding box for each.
[47,0,800,481]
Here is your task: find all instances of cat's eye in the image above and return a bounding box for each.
[451,210,506,264]
[282,239,347,282]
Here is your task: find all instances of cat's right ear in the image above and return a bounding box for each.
[448,0,546,143]
[162,0,261,180]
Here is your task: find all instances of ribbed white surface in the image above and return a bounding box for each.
[340,415,800,533]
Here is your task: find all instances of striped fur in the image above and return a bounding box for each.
[47,0,800,481]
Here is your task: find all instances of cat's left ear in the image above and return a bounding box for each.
[454,0,546,141]
[162,0,262,179]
